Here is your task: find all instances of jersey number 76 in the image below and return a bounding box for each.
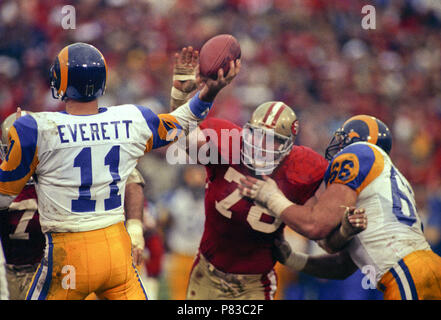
[215,167,282,233]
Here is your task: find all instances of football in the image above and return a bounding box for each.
[199,34,241,80]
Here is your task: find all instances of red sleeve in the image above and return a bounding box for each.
[199,118,242,165]
[285,146,328,204]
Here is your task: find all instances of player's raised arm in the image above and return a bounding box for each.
[141,57,240,153]
[170,58,240,132]
[167,43,242,158]
[170,46,199,111]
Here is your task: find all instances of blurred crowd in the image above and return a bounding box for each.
[1,0,441,299]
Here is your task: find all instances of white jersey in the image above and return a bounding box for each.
[32,106,151,232]
[324,142,430,282]
[0,95,211,233]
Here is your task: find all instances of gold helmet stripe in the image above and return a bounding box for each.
[345,115,379,145]
[57,46,69,95]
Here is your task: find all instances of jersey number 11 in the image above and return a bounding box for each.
[72,146,121,212]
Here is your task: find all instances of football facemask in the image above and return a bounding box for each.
[241,123,294,175]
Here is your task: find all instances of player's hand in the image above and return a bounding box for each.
[238,175,278,206]
[173,46,199,93]
[239,175,293,218]
[340,206,367,238]
[198,59,241,102]
[126,219,145,266]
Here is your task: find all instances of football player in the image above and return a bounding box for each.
[169,50,365,300]
[0,42,239,300]
[0,111,151,300]
[240,115,441,300]
[0,110,45,300]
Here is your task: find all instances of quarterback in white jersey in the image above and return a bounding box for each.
[0,42,240,300]
[239,115,441,300]
[21,105,194,233]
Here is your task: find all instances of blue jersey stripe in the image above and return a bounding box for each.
[26,261,44,300]
[132,263,149,300]
[398,260,418,300]
[324,143,376,190]
[323,162,332,185]
[0,115,38,182]
[38,233,54,300]
[390,268,407,300]
[135,105,162,149]
[135,105,183,150]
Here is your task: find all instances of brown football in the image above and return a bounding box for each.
[199,34,241,80]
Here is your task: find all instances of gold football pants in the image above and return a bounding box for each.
[25,222,148,300]
[378,250,441,300]
[166,252,195,300]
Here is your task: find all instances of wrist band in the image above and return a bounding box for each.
[126,219,143,234]
[171,87,190,100]
[189,92,213,119]
[267,193,294,218]
[285,251,308,271]
[173,74,196,81]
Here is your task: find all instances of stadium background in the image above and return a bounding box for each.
[0,0,440,299]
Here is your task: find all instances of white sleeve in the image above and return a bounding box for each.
[0,193,16,211]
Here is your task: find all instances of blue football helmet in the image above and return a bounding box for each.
[50,42,107,102]
[325,115,392,161]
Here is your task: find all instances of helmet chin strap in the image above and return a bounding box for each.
[50,86,66,101]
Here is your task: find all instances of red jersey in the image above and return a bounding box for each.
[198,118,328,274]
[0,185,44,266]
